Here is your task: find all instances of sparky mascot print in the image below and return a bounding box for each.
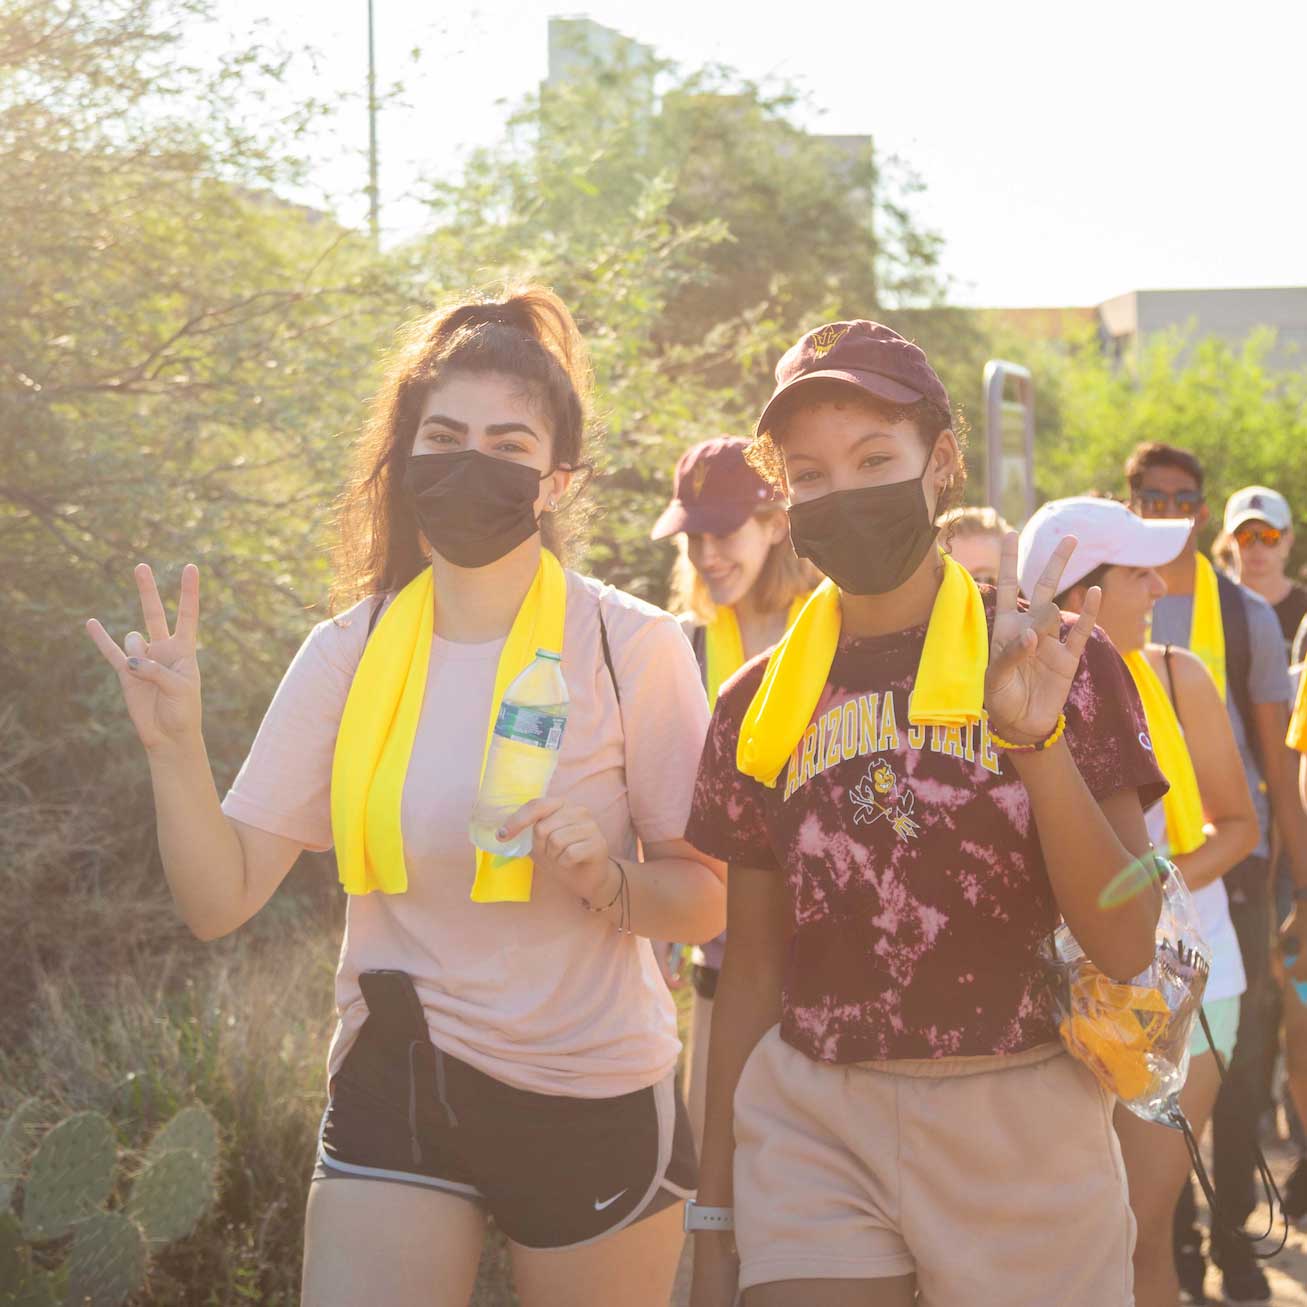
[850,759,921,842]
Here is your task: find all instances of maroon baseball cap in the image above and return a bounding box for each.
[756,320,951,438]
[650,437,781,540]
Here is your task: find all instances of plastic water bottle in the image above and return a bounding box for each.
[468,649,569,858]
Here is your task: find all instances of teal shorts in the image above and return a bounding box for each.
[1190,995,1240,1061]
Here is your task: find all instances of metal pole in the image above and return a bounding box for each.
[983,360,1037,525]
[367,0,380,246]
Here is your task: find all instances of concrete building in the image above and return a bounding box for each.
[1097,287,1307,369]
[546,16,656,106]
[991,287,1307,370]
[544,16,872,199]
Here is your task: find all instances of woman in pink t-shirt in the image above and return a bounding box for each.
[86,286,724,1307]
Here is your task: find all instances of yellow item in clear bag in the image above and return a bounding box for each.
[1052,859,1208,1121]
[1058,973,1172,1102]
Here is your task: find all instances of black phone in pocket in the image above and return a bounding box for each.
[358,969,427,1042]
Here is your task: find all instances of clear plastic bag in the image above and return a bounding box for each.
[1050,854,1286,1257]
[1050,856,1209,1125]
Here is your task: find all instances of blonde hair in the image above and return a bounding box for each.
[939,505,1011,546]
[666,507,819,626]
[1211,530,1238,577]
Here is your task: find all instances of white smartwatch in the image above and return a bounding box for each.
[683,1201,734,1233]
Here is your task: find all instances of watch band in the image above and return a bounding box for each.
[683,1201,734,1232]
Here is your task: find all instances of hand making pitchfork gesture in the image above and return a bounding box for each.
[984,532,1100,747]
[84,563,203,756]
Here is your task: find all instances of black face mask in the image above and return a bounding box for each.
[787,462,939,596]
[403,451,546,569]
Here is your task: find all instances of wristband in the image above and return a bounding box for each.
[683,1201,734,1232]
[989,713,1067,753]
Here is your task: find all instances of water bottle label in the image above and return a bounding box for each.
[493,703,567,750]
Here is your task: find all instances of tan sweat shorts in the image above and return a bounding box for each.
[733,1026,1135,1305]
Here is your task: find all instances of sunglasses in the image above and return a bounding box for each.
[1132,489,1203,518]
[1233,525,1285,549]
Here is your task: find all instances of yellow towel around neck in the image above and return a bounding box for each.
[1288,672,1307,753]
[736,552,988,787]
[1189,553,1226,702]
[1123,649,1206,858]
[705,595,809,711]
[330,550,567,901]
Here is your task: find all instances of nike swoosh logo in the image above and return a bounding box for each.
[593,1189,628,1211]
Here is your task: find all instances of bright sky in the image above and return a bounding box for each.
[200,0,1307,307]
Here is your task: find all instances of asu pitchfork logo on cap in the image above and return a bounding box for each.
[688,460,710,499]
[810,324,850,360]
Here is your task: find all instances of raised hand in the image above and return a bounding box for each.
[985,533,1099,747]
[85,564,202,754]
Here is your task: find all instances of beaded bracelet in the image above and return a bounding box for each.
[581,858,625,913]
[989,713,1068,753]
[581,858,632,933]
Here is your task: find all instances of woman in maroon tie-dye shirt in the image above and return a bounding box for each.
[684,321,1167,1307]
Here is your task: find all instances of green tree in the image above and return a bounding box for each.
[0,0,420,1050]
[410,44,977,596]
[988,325,1307,566]
[0,0,410,778]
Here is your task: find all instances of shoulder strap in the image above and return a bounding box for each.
[365,595,385,641]
[1161,644,1176,708]
[599,605,621,705]
[1217,573,1257,766]
[691,622,708,689]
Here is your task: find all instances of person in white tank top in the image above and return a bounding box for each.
[1020,497,1259,1307]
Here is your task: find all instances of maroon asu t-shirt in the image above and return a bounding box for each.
[685,598,1167,1065]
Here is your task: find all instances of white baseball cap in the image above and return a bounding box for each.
[1224,486,1292,534]
[1017,497,1192,599]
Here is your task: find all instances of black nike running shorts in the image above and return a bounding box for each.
[312,969,698,1249]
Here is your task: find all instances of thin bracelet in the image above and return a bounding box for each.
[990,713,1068,753]
[581,858,625,914]
[618,856,632,935]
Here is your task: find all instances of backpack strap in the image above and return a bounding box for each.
[598,604,621,706]
[690,622,708,689]
[1161,644,1176,709]
[1217,572,1260,772]
[365,595,386,641]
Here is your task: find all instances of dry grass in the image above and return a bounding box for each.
[3,872,343,1304]
[2,704,690,1304]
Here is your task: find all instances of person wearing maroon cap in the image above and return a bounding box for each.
[652,436,817,1156]
[683,320,1168,1306]
[654,437,817,710]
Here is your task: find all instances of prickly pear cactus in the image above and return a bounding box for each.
[3,1102,222,1303]
[65,1211,147,1307]
[20,1113,115,1242]
[0,1212,59,1305]
[126,1148,214,1244]
[0,1098,45,1209]
[145,1105,219,1174]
